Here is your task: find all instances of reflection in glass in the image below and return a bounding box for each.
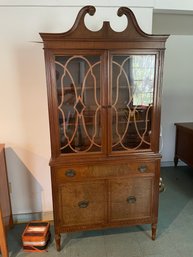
[55,55,102,153]
[111,55,155,151]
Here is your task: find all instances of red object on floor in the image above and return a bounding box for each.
[22,221,50,252]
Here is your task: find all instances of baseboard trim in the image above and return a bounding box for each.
[13,211,53,224]
[161,160,186,167]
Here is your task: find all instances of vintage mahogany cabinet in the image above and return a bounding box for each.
[174,123,193,168]
[40,6,168,250]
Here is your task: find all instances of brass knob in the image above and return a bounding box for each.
[138,165,147,173]
[78,200,89,208]
[126,196,136,204]
[65,169,76,177]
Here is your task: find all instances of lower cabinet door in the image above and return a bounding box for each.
[58,180,106,227]
[109,177,153,222]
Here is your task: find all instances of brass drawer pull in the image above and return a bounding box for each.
[78,200,89,208]
[127,196,136,204]
[65,169,76,177]
[138,165,147,173]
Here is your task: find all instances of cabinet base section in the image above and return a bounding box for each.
[54,220,157,251]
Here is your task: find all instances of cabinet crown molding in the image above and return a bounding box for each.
[40,5,169,44]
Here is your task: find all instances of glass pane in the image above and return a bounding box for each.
[111,55,155,151]
[55,55,102,154]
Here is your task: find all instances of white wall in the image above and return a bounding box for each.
[0,2,153,217]
[161,36,193,163]
[153,14,193,164]
[153,13,193,35]
[155,0,193,12]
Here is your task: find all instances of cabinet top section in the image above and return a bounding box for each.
[40,5,169,49]
[175,122,193,131]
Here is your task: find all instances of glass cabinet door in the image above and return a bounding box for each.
[110,54,155,152]
[55,54,103,154]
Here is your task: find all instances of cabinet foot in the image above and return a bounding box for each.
[151,223,157,240]
[174,156,178,167]
[55,234,61,251]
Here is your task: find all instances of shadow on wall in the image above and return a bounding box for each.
[5,147,43,220]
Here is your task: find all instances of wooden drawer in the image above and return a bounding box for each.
[53,162,155,183]
[58,180,106,227]
[109,177,153,222]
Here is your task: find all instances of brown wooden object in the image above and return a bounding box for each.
[22,221,50,252]
[0,144,13,257]
[40,6,169,251]
[174,123,193,168]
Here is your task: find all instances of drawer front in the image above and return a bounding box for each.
[53,161,155,182]
[58,180,106,227]
[109,177,153,222]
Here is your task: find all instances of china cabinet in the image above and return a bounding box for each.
[40,6,168,251]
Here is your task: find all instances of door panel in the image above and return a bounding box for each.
[109,177,153,221]
[58,181,106,227]
[110,54,155,152]
[55,54,106,154]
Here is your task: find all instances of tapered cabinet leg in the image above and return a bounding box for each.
[55,234,61,251]
[0,210,9,257]
[174,156,178,167]
[151,223,157,240]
